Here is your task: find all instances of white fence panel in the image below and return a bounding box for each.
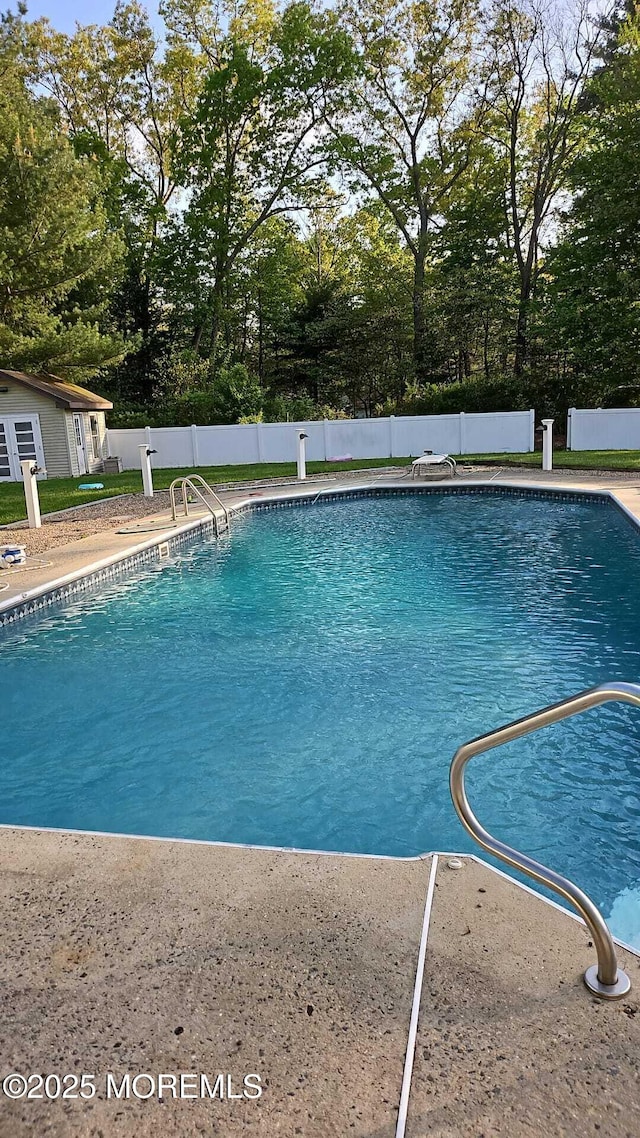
[326,418,390,459]
[106,428,146,469]
[464,411,534,454]
[106,409,535,469]
[259,421,326,462]
[568,408,640,450]
[195,424,260,465]
[147,427,193,467]
[392,415,461,456]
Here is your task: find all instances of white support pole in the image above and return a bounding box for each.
[529,408,536,452]
[190,424,199,466]
[21,459,42,528]
[139,444,154,498]
[297,431,308,480]
[542,419,554,471]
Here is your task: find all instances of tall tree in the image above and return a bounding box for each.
[332,0,479,382]
[548,2,640,398]
[0,8,127,378]
[434,143,517,380]
[233,216,307,382]
[480,0,602,375]
[275,205,413,413]
[37,1,201,394]
[164,0,355,363]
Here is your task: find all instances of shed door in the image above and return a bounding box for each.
[73,413,87,475]
[0,415,46,480]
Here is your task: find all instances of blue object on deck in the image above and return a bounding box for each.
[78,483,104,490]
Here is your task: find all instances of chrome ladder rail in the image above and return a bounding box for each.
[169,475,231,537]
[182,475,232,534]
[450,681,640,999]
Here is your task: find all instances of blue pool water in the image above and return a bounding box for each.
[2,491,640,941]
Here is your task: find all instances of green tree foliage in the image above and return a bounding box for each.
[276,205,413,414]
[0,0,634,421]
[37,0,202,397]
[0,8,128,379]
[164,0,356,362]
[160,361,265,425]
[548,4,640,403]
[479,0,602,375]
[432,146,518,381]
[332,0,479,383]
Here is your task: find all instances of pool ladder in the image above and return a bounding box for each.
[450,681,640,999]
[169,475,231,537]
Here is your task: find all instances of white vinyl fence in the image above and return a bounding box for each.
[567,408,640,451]
[106,410,535,471]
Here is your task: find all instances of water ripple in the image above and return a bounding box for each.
[2,492,640,942]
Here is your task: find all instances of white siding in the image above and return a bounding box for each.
[0,381,73,477]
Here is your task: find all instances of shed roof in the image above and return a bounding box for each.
[0,370,113,411]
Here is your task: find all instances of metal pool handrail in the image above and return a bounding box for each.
[450,681,640,999]
[169,475,231,535]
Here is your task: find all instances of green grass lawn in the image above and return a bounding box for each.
[462,450,640,471]
[1,450,639,526]
[0,457,409,526]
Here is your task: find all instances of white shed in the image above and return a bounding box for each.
[0,369,113,480]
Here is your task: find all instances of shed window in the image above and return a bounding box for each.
[89,415,101,459]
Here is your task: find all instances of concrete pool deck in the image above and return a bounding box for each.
[0,830,638,1137]
[2,467,640,1134]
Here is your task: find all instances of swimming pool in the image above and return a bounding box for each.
[2,489,640,942]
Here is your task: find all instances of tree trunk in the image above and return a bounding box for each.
[514,241,536,376]
[205,246,229,367]
[240,294,249,360]
[257,289,264,383]
[208,276,225,367]
[412,250,427,381]
[514,294,528,376]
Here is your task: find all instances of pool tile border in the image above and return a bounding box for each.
[0,518,216,627]
[248,483,609,509]
[0,481,634,629]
